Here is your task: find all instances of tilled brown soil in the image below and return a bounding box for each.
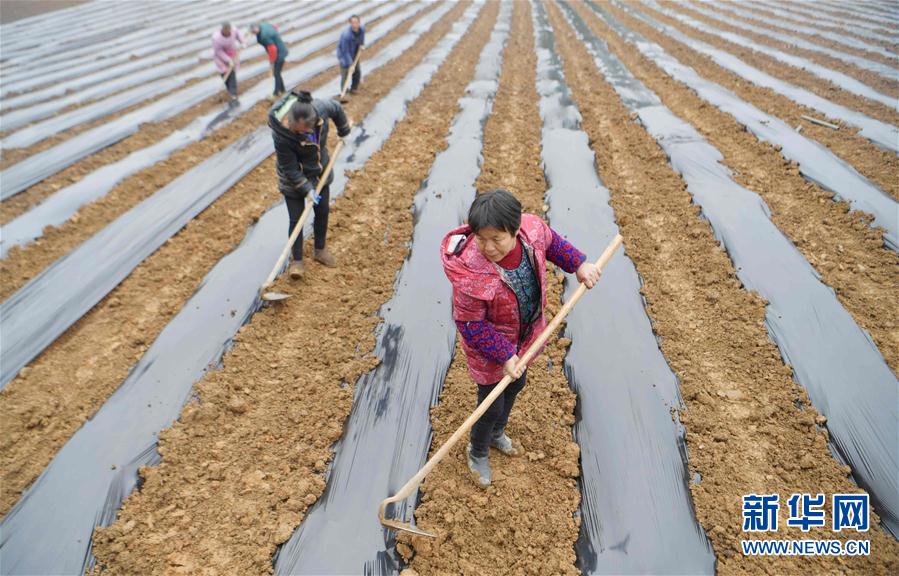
[640,5,899,143]
[0,52,306,170]
[667,1,899,102]
[0,4,302,118]
[783,2,898,34]
[0,3,420,301]
[0,2,379,167]
[0,2,460,518]
[597,1,899,375]
[0,74,213,142]
[0,2,377,223]
[400,2,580,574]
[0,0,86,23]
[89,3,501,574]
[3,3,897,575]
[736,1,899,53]
[629,11,899,202]
[549,1,899,573]
[701,1,898,68]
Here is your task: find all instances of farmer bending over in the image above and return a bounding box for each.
[269,90,351,278]
[441,189,600,488]
[251,22,289,97]
[212,22,245,102]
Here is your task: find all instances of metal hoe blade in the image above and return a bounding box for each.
[378,500,435,538]
[262,291,292,302]
[379,518,435,538]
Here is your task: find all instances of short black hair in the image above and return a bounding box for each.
[468,189,522,234]
[349,14,360,22]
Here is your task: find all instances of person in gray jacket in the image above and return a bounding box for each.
[268,90,351,278]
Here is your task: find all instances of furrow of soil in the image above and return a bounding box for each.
[797,1,898,31]
[0,74,208,143]
[400,2,580,574]
[703,1,899,68]
[0,3,302,118]
[666,1,899,102]
[0,1,379,223]
[0,0,87,23]
[0,12,353,168]
[0,2,464,519]
[597,0,899,374]
[0,4,433,301]
[88,4,502,574]
[625,13,896,202]
[548,1,899,574]
[737,1,899,52]
[0,0,377,155]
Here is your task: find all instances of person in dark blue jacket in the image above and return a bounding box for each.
[336,15,365,94]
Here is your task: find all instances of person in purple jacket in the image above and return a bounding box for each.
[336,15,365,94]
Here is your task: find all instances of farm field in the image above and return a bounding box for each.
[0,1,897,575]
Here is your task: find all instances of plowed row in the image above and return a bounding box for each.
[1,2,896,574]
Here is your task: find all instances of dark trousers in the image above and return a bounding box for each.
[273,58,285,95]
[285,185,330,261]
[340,62,361,92]
[469,370,527,458]
[222,69,237,97]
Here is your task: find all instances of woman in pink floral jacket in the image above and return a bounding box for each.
[212,22,246,101]
[441,189,600,487]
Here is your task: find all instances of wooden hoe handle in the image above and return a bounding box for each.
[340,49,363,98]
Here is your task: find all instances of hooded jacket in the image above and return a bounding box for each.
[441,214,586,384]
[212,27,246,74]
[255,22,288,63]
[268,91,351,198]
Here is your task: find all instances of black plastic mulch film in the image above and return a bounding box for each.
[0,2,422,389]
[1,1,261,102]
[635,0,897,153]
[534,1,715,572]
[0,2,301,133]
[603,3,899,251]
[563,0,898,537]
[0,4,455,574]
[274,3,509,574]
[0,0,395,199]
[1,1,386,257]
[674,0,899,86]
[0,2,896,575]
[0,1,351,145]
[710,0,897,59]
